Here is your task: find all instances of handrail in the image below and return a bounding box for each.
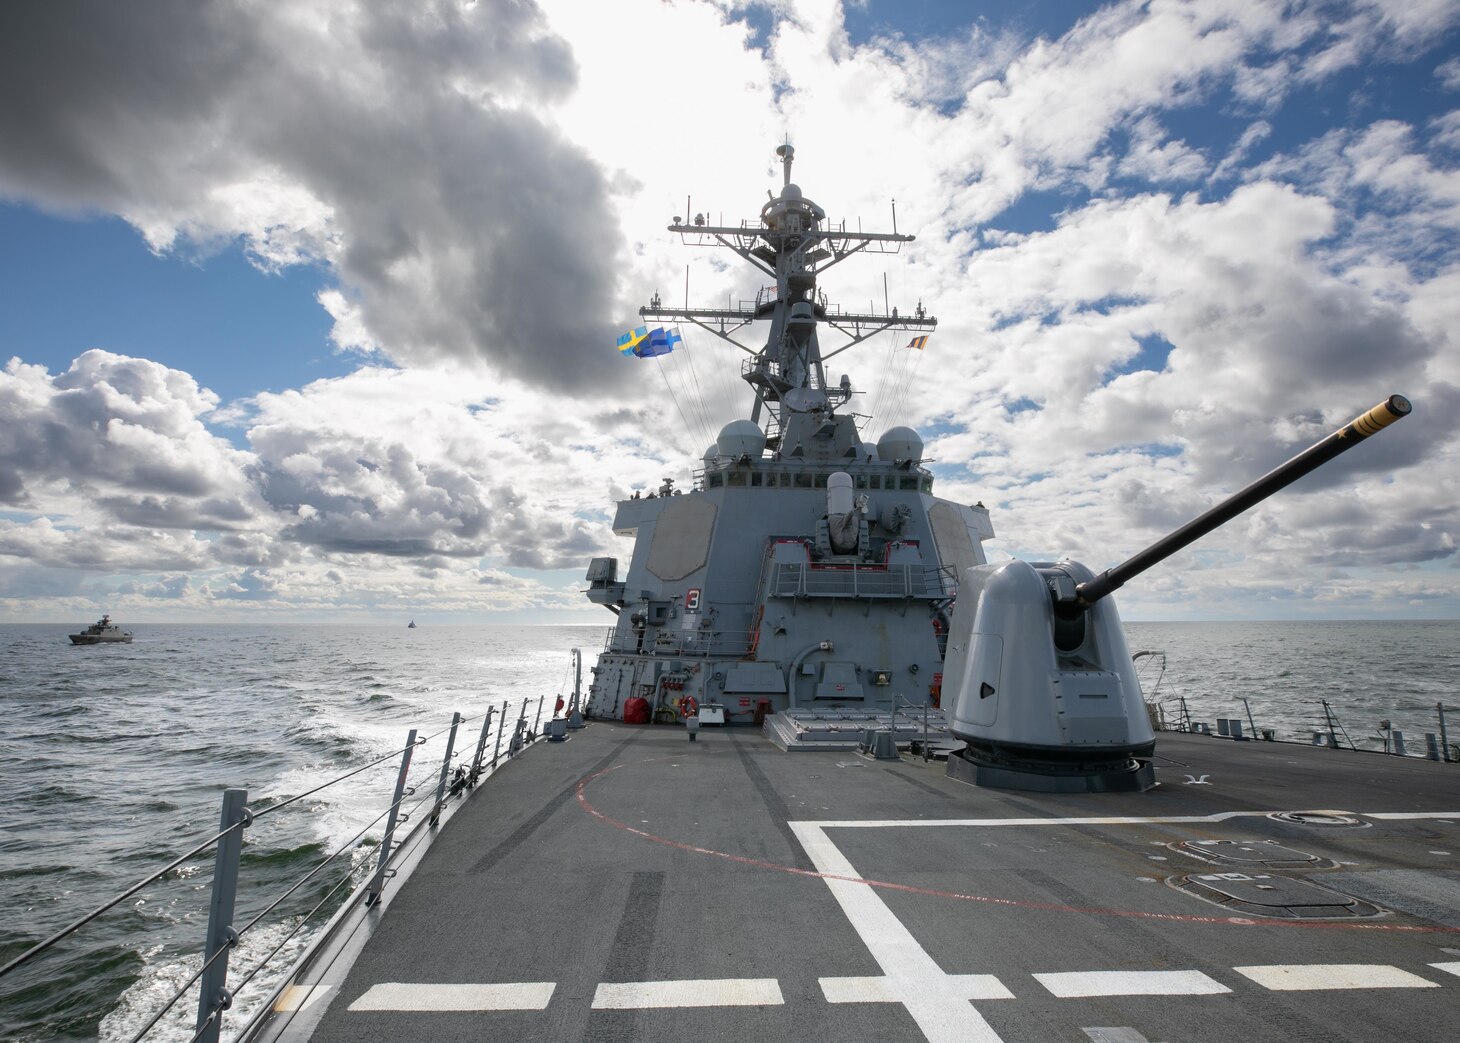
[1,697,551,1043]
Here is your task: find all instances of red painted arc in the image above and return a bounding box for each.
[573,756,1460,935]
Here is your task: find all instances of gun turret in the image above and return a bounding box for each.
[942,394,1412,795]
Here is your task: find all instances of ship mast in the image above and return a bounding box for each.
[641,144,937,449]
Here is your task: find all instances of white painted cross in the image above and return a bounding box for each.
[791,823,1014,1043]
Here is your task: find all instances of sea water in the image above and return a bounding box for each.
[1,620,1456,1041]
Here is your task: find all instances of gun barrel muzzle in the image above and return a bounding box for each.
[1347,394,1411,438]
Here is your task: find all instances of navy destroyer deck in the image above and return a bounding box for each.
[268,723,1460,1043]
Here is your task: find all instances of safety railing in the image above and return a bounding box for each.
[766,561,955,600]
[1155,696,1456,762]
[0,695,551,1043]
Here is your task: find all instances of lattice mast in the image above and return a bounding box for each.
[641,144,937,448]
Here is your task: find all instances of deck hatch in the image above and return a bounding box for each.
[1173,872,1381,919]
[1174,839,1336,870]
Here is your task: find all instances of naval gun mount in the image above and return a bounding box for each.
[942,394,1412,793]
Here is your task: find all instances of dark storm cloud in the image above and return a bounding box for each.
[0,0,629,393]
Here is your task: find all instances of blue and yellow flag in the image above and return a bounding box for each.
[637,327,683,357]
[616,326,649,355]
[907,335,929,350]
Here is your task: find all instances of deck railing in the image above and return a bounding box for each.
[1153,696,1456,762]
[0,697,552,1043]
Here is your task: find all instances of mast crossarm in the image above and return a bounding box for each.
[640,306,758,323]
[677,223,914,246]
[637,306,757,355]
[820,315,938,360]
[669,227,777,277]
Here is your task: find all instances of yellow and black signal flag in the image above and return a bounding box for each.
[906,335,930,350]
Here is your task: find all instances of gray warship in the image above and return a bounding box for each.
[582,143,977,752]
[227,145,1455,1043]
[12,146,1454,1043]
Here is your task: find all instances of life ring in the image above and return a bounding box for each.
[680,696,699,718]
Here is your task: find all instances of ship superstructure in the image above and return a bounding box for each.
[584,145,993,725]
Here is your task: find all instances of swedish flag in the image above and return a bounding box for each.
[616,326,649,355]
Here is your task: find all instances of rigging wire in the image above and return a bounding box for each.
[710,325,744,428]
[868,329,904,426]
[676,330,717,442]
[653,357,701,449]
[888,344,927,429]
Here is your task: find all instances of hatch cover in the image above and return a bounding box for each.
[1172,873,1381,919]
[1267,811,1369,828]
[1173,839,1336,870]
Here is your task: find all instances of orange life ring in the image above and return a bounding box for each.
[680,696,699,718]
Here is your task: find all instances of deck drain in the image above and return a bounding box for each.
[1268,811,1369,828]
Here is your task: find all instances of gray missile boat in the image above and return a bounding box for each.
[200,147,1460,1043]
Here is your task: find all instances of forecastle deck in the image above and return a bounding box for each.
[263,723,1460,1043]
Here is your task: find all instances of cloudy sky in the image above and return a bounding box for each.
[1,0,1457,624]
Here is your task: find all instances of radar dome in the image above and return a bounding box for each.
[702,444,721,465]
[877,426,923,464]
[717,420,766,459]
[781,183,803,201]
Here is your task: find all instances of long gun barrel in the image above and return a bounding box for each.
[1075,394,1412,608]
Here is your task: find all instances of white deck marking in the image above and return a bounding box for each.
[1233,965,1440,991]
[791,823,1008,1043]
[274,984,331,1013]
[1428,962,1460,978]
[804,810,1460,829]
[348,982,556,1011]
[821,973,1013,1003]
[1034,970,1231,997]
[591,978,783,1008]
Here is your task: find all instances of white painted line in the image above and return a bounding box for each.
[1233,965,1440,991]
[1034,970,1231,997]
[274,984,331,1013]
[792,823,1007,1043]
[802,810,1460,829]
[821,974,1013,1003]
[591,978,783,1008]
[1429,962,1460,978]
[348,982,557,1011]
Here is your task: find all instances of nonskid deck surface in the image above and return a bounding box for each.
[296,724,1460,1043]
